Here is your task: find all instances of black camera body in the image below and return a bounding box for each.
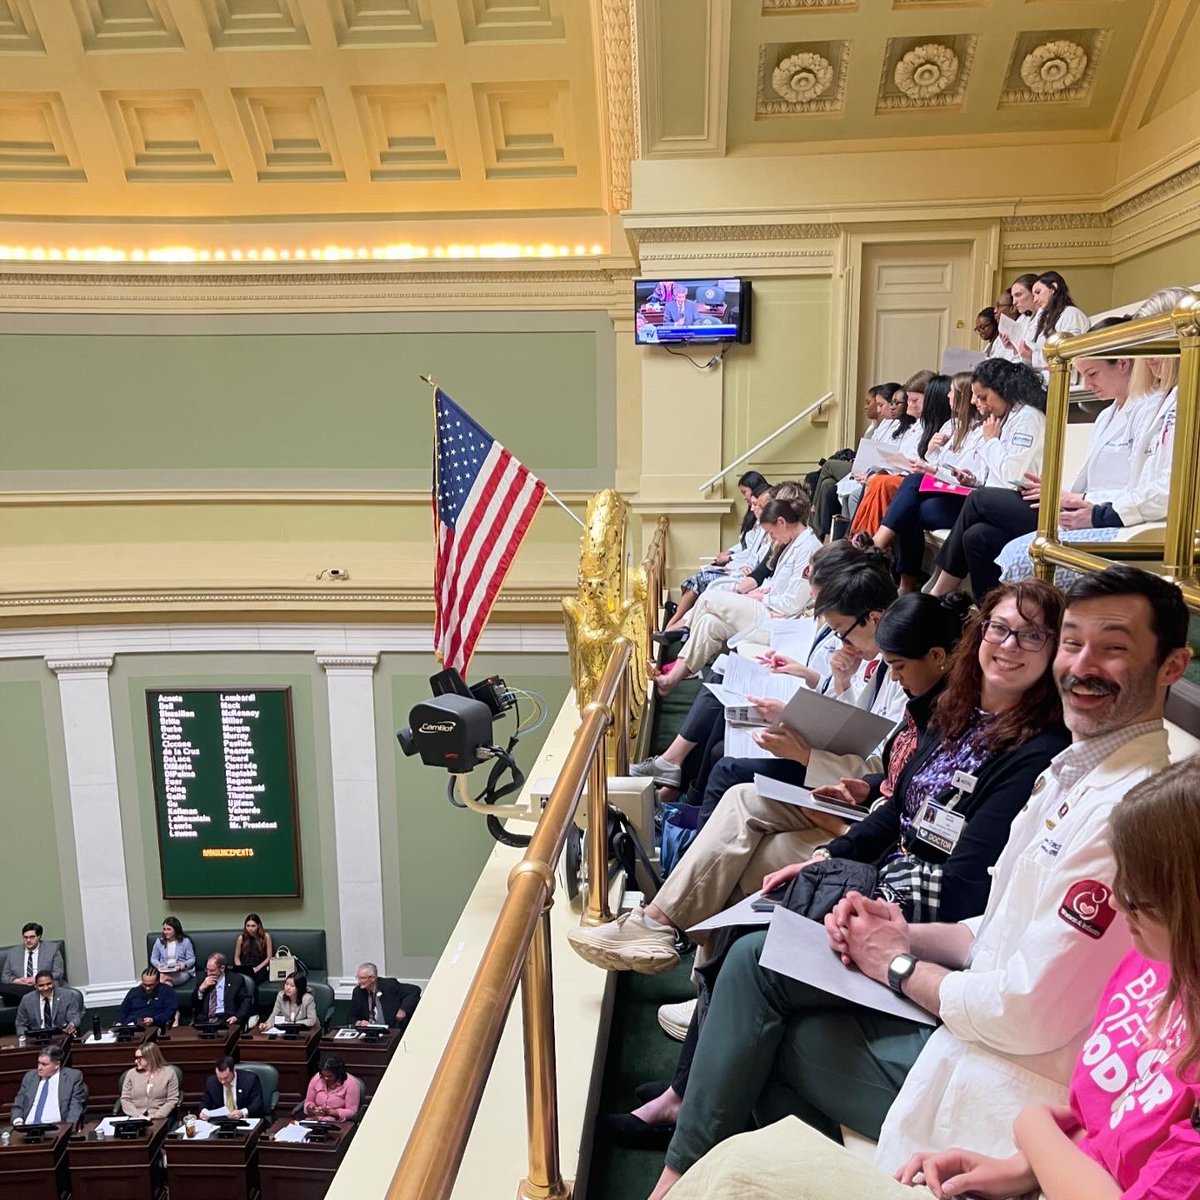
[398,694,494,771]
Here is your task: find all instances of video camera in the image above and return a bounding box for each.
[397,668,534,848]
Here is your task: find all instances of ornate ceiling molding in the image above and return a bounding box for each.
[878,36,976,111]
[757,41,851,115]
[1000,213,1109,232]
[1110,162,1200,225]
[635,222,838,243]
[1001,30,1107,107]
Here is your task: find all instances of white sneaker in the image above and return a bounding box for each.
[628,755,683,789]
[657,998,696,1042]
[567,908,680,974]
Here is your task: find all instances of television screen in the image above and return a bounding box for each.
[634,278,751,345]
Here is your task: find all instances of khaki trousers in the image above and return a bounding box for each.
[681,592,771,674]
[654,783,827,931]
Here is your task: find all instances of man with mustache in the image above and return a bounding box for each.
[645,566,1192,1199]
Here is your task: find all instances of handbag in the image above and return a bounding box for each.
[659,800,701,878]
[781,858,879,922]
[269,946,298,981]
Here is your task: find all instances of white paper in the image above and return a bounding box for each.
[87,1031,118,1044]
[704,682,746,707]
[272,1122,311,1144]
[686,893,774,934]
[722,655,804,706]
[850,438,911,476]
[711,654,730,675]
[333,1028,362,1040]
[95,1116,151,1135]
[760,907,937,1027]
[753,774,868,824]
[776,687,896,759]
[997,313,1023,344]
[940,347,984,376]
[202,1105,229,1119]
[764,617,816,661]
[724,723,768,759]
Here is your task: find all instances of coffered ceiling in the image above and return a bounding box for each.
[0,0,632,254]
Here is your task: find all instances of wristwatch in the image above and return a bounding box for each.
[887,953,918,996]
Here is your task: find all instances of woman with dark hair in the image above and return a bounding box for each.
[849,374,953,537]
[234,914,274,986]
[662,756,1200,1200]
[635,582,1070,1191]
[151,916,196,986]
[304,1054,361,1121]
[264,971,318,1030]
[993,272,1039,362]
[1018,270,1090,375]
[665,472,773,630]
[655,496,821,694]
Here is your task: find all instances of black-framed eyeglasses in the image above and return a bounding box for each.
[1120,894,1158,917]
[833,613,869,643]
[980,619,1052,652]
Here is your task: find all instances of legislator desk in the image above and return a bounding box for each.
[259,1118,356,1200]
[318,1029,400,1101]
[0,1120,71,1200]
[70,1117,168,1200]
[72,1028,154,1113]
[238,1025,320,1107]
[154,1024,239,1100]
[0,1034,72,1114]
[166,1117,263,1200]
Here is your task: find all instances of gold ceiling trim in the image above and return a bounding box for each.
[635,222,838,242]
[598,0,636,211]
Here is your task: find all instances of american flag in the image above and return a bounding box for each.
[433,389,546,675]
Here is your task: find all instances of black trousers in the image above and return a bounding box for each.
[699,755,809,823]
[936,487,1038,597]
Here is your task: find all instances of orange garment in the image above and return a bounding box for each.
[850,474,905,537]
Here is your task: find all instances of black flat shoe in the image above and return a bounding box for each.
[633,1080,672,1105]
[652,628,688,646]
[602,1111,676,1150]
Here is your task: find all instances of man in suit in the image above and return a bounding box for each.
[193,953,253,1028]
[663,284,698,327]
[199,1055,265,1121]
[0,922,65,1002]
[16,972,82,1038]
[348,962,421,1034]
[116,967,178,1029]
[12,1045,87,1127]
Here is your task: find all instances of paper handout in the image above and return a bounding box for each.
[759,906,937,1027]
[774,686,896,759]
[997,313,1023,345]
[850,438,912,476]
[686,892,774,935]
[753,774,868,824]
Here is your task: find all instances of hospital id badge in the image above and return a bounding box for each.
[913,801,965,855]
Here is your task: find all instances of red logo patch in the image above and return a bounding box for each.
[1058,880,1117,940]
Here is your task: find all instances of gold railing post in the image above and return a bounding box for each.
[1164,298,1200,580]
[612,665,630,777]
[518,896,570,1200]
[1031,343,1072,583]
[582,731,613,926]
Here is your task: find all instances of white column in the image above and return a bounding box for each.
[46,655,137,1002]
[317,654,386,993]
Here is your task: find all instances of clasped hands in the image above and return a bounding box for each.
[822,890,910,985]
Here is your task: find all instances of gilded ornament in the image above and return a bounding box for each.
[771,52,834,103]
[1020,40,1087,95]
[894,43,958,100]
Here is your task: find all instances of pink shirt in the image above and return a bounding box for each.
[1071,950,1200,1199]
[303,1073,361,1121]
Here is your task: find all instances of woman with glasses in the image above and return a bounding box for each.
[659,756,1200,1200]
[119,1042,179,1119]
[630,582,1069,1185]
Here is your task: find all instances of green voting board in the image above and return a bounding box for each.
[147,688,302,899]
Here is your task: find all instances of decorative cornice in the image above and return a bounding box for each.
[636,222,838,244]
[315,653,381,670]
[45,655,115,674]
[1000,213,1109,231]
[0,587,570,609]
[1110,161,1200,224]
[599,0,636,211]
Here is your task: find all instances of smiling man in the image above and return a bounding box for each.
[639,566,1192,1200]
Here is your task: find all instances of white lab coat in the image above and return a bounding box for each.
[1029,305,1091,373]
[727,523,769,573]
[1092,386,1177,526]
[874,727,1170,1171]
[869,418,900,443]
[975,402,1044,487]
[805,661,907,788]
[938,424,984,475]
[760,528,821,617]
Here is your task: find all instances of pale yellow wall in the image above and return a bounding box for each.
[1112,232,1200,306]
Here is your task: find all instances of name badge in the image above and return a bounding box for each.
[951,771,978,795]
[913,800,966,855]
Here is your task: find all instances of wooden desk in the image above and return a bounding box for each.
[166,1118,262,1200]
[152,1026,238,1102]
[258,1118,355,1200]
[70,1117,167,1200]
[238,1027,320,1108]
[72,1030,153,1113]
[318,1030,400,1102]
[0,1035,71,1115]
[0,1121,71,1200]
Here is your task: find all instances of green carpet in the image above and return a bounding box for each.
[584,957,696,1200]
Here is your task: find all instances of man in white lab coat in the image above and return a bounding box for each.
[649,566,1192,1195]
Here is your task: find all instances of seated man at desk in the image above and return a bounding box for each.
[12,1045,87,1127]
[348,962,420,1033]
[0,922,65,1002]
[192,953,253,1028]
[16,970,82,1038]
[116,966,179,1029]
[199,1055,265,1121]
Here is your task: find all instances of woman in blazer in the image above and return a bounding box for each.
[120,1043,179,1119]
[150,916,195,986]
[263,972,318,1030]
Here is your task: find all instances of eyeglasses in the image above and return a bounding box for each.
[1120,895,1158,917]
[832,613,869,643]
[133,1053,145,1061]
[980,619,1052,652]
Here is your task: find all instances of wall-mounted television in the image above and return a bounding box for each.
[634,278,752,345]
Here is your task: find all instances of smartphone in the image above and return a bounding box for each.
[750,898,777,913]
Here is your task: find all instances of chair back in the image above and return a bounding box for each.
[237,1061,279,1116]
[350,1073,366,1120]
[307,980,335,1029]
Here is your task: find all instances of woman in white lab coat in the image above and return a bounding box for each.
[1018,271,1090,376]
[991,273,1038,363]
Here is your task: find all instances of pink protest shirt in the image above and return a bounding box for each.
[1071,950,1200,1200]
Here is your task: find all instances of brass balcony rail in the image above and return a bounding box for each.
[1033,290,1200,608]
[387,637,634,1200]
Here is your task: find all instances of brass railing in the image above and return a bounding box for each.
[387,638,633,1200]
[1033,290,1200,606]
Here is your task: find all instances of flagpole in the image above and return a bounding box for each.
[421,375,585,529]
